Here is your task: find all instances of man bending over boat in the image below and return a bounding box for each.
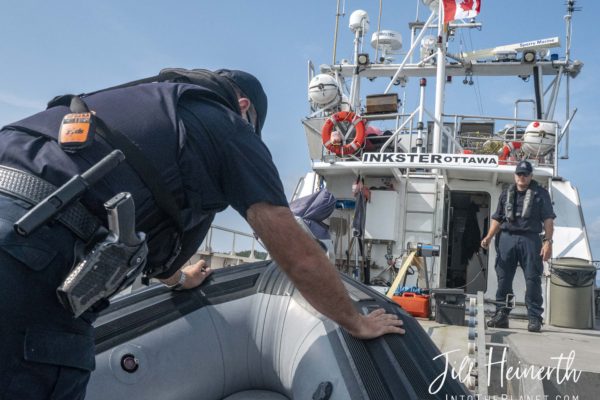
[0,68,404,399]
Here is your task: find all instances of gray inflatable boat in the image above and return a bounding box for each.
[86,261,469,399]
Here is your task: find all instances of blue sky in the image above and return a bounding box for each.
[1,0,599,263]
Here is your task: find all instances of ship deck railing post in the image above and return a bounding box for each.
[379,109,419,152]
[514,99,536,140]
[230,232,236,256]
[424,109,463,152]
[417,78,427,153]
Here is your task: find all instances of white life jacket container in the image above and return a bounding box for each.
[522,121,556,156]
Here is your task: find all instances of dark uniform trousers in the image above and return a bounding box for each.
[495,230,544,319]
[0,194,94,400]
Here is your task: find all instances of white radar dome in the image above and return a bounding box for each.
[522,121,556,156]
[371,30,402,63]
[371,30,402,51]
[349,10,369,35]
[308,74,341,109]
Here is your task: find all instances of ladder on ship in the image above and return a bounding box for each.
[397,172,443,288]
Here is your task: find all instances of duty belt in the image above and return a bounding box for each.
[0,165,101,241]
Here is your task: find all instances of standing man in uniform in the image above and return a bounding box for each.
[0,69,405,400]
[481,160,555,332]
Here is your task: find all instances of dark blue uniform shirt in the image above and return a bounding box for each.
[492,183,556,233]
[177,97,288,219]
[0,83,289,278]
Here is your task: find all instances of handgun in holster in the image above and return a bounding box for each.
[13,150,149,318]
[57,192,148,318]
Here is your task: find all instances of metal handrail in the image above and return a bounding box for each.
[201,225,267,259]
[313,109,563,173]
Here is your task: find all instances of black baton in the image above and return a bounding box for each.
[14,150,125,236]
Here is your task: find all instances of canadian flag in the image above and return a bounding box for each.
[443,0,481,24]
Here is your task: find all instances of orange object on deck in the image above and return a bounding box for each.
[392,293,430,318]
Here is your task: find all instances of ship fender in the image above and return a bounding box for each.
[321,111,366,156]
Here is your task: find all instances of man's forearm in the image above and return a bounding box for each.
[247,204,363,334]
[543,219,554,240]
[486,219,501,239]
[540,219,555,262]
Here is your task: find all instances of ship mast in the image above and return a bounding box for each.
[432,0,447,153]
[332,0,343,65]
[563,0,578,159]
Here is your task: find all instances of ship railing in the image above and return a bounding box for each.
[310,110,561,171]
[439,113,560,169]
[303,113,414,162]
[308,109,565,174]
[200,224,268,260]
[122,225,269,294]
[373,109,464,154]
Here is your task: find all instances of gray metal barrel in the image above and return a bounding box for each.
[549,257,597,329]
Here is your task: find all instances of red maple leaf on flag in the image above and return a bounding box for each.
[459,0,474,12]
[444,0,480,23]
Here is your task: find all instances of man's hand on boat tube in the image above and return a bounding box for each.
[182,260,213,289]
[160,259,213,290]
[347,308,405,339]
[247,202,406,339]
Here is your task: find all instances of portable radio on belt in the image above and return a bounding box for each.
[59,112,96,152]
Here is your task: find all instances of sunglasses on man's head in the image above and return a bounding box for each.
[516,172,531,177]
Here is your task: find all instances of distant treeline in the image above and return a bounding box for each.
[236,250,268,260]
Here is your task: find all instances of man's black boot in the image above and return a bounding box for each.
[486,311,509,328]
[527,317,542,333]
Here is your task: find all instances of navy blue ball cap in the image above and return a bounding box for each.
[515,160,533,175]
[215,69,267,136]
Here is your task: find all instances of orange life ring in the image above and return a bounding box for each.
[498,141,521,165]
[321,111,366,156]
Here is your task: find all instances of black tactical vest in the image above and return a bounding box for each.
[0,82,233,278]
